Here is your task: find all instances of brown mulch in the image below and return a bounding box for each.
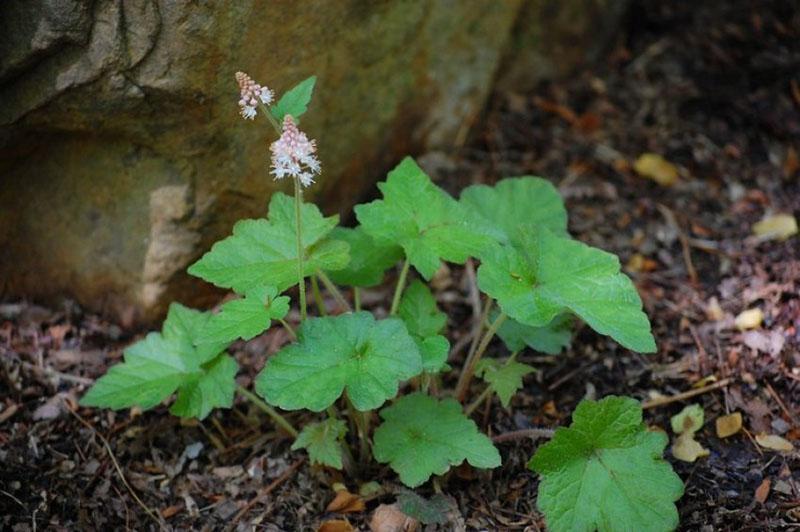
[2,0,799,530]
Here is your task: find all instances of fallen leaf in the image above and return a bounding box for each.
[705,297,725,321]
[319,519,354,532]
[742,330,785,357]
[161,505,182,519]
[633,153,679,186]
[754,478,771,504]
[626,253,659,273]
[327,489,366,514]
[752,213,798,241]
[755,433,794,452]
[734,308,763,330]
[359,481,382,498]
[670,404,704,435]
[715,412,743,438]
[370,504,419,532]
[672,433,710,462]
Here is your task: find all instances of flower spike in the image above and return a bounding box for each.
[270,115,321,187]
[235,71,273,120]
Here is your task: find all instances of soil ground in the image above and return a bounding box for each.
[2,0,799,530]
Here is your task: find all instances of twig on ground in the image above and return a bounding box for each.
[641,378,732,409]
[65,401,166,531]
[764,381,799,428]
[656,204,698,284]
[492,428,555,443]
[22,361,94,386]
[228,457,306,529]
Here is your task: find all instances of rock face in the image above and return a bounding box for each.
[0,0,627,324]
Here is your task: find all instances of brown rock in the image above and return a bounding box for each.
[0,0,627,323]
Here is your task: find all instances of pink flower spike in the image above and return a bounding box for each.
[235,71,274,120]
[269,115,321,187]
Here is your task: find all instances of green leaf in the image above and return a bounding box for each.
[478,230,656,353]
[475,358,535,407]
[355,157,493,279]
[291,417,347,469]
[188,193,349,294]
[255,312,422,412]
[325,226,403,287]
[397,280,450,372]
[170,354,238,419]
[396,491,451,525]
[197,286,289,345]
[495,311,572,355]
[460,176,568,247]
[270,76,317,121]
[373,393,500,487]
[81,304,237,419]
[529,396,684,532]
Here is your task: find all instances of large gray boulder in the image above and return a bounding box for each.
[0,0,626,324]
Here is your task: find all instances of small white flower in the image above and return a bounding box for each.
[270,115,321,187]
[235,71,273,120]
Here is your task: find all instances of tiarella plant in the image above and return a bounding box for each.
[81,72,684,531]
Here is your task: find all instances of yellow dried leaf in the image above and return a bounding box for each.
[753,214,798,241]
[734,308,763,330]
[671,433,709,462]
[715,412,742,438]
[633,153,679,186]
[670,404,704,435]
[755,433,794,452]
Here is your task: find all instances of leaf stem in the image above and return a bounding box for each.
[353,287,361,312]
[311,275,327,316]
[346,395,371,464]
[279,318,297,340]
[464,386,492,416]
[293,177,307,321]
[455,311,507,402]
[237,385,298,438]
[315,269,352,312]
[259,102,282,134]
[389,258,410,315]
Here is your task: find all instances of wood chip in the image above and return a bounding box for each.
[715,412,743,438]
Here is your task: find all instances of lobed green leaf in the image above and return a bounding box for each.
[324,226,403,287]
[80,304,237,419]
[478,229,656,353]
[291,417,347,469]
[255,312,422,412]
[529,396,684,532]
[460,176,568,249]
[188,193,349,294]
[355,157,493,280]
[475,358,535,407]
[495,311,572,355]
[197,285,289,345]
[397,280,450,372]
[373,393,500,487]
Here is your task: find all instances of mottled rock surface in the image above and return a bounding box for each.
[0,0,626,323]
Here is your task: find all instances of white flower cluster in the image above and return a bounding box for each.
[269,115,321,187]
[235,71,273,120]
